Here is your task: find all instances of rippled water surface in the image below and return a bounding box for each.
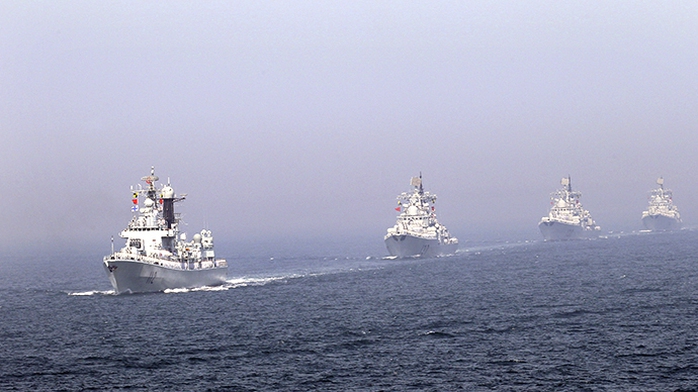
[1,231,698,391]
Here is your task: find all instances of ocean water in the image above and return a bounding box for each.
[1,231,698,391]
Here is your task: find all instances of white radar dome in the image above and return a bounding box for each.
[193,233,202,243]
[161,186,175,199]
[144,198,155,207]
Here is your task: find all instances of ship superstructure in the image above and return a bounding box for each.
[384,174,458,257]
[642,177,681,231]
[103,167,227,294]
[538,176,600,240]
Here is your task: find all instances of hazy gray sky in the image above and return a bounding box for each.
[1,1,697,250]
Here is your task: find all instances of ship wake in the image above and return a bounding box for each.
[163,274,303,294]
[68,290,116,296]
[66,275,295,296]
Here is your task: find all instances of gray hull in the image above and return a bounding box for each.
[104,259,227,294]
[642,215,681,231]
[385,234,458,258]
[538,221,588,241]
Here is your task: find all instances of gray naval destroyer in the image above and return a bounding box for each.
[103,168,227,294]
[384,174,458,258]
[642,177,681,231]
[538,176,600,240]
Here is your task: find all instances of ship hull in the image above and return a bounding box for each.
[384,234,458,258]
[103,259,227,294]
[642,214,681,231]
[538,220,592,241]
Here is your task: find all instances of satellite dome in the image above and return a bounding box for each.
[161,186,175,199]
[193,233,202,243]
[144,198,154,207]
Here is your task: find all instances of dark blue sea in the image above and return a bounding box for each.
[2,230,698,391]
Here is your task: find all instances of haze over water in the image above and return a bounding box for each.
[2,2,698,251]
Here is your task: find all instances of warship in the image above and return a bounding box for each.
[538,176,600,240]
[642,177,681,231]
[384,174,458,257]
[103,168,227,294]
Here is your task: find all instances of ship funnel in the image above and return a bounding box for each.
[161,185,175,229]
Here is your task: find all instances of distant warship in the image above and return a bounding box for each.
[539,176,600,240]
[642,177,681,231]
[385,174,458,257]
[103,168,227,294]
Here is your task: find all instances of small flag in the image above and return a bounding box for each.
[131,205,139,212]
[395,207,401,212]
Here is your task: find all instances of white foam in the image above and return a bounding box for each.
[192,285,230,292]
[163,287,191,294]
[68,290,115,296]
[160,274,304,294]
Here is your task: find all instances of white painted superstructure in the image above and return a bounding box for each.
[103,168,227,294]
[384,174,458,257]
[538,177,600,240]
[642,177,681,231]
